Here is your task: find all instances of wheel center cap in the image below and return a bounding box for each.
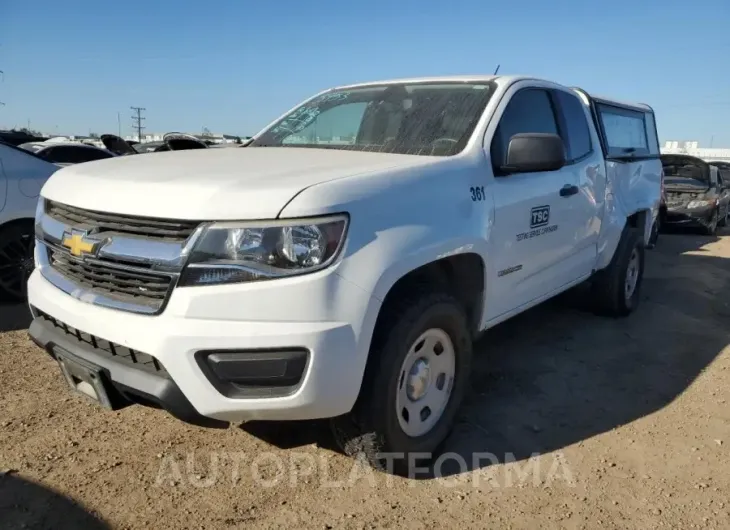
[406,358,430,401]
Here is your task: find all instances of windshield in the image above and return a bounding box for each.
[251,81,496,156]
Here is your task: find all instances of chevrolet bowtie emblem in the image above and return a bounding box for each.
[62,233,97,257]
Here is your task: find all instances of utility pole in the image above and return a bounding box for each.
[117,112,121,137]
[130,106,146,141]
[0,43,5,107]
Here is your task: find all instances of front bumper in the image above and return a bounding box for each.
[27,267,379,424]
[28,314,227,428]
[663,205,714,227]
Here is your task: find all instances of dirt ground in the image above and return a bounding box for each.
[1,229,729,530]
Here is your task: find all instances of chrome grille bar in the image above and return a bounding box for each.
[46,200,199,241]
[36,200,206,315]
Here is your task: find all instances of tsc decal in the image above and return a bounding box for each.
[530,205,550,228]
[517,205,558,242]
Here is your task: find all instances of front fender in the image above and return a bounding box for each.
[279,155,492,337]
[340,226,489,303]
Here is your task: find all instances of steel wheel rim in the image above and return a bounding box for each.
[395,328,456,438]
[624,248,640,300]
[0,233,35,299]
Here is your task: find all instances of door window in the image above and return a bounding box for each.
[491,89,559,173]
[553,90,592,162]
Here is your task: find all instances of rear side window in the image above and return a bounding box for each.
[491,89,558,170]
[43,146,111,164]
[78,147,113,161]
[596,103,659,159]
[553,90,592,162]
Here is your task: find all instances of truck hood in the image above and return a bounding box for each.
[41,147,436,220]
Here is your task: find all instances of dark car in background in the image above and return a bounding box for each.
[661,154,730,235]
[18,142,115,166]
[710,161,730,186]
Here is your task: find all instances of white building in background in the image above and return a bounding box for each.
[661,141,730,162]
[124,132,245,144]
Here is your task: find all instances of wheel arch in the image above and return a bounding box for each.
[372,252,486,341]
[0,216,36,232]
[596,207,653,271]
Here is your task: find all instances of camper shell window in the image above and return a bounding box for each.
[591,100,660,161]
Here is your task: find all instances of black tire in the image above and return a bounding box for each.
[331,291,472,475]
[591,225,644,317]
[703,209,719,236]
[0,222,36,302]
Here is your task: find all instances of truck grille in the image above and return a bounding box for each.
[48,247,173,310]
[33,307,169,377]
[46,200,199,241]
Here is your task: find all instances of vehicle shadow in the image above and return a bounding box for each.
[0,472,111,529]
[245,232,730,478]
[439,230,730,476]
[0,300,32,333]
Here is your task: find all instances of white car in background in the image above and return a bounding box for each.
[0,142,59,300]
[18,142,115,167]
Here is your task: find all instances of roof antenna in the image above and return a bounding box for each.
[493,64,500,75]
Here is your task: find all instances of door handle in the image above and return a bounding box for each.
[559,184,579,197]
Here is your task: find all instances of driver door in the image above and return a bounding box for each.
[485,87,583,319]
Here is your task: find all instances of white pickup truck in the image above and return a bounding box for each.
[28,75,661,467]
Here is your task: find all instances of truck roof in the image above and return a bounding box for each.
[335,75,653,114]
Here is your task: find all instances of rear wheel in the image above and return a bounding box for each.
[591,225,644,317]
[0,222,36,302]
[331,291,472,474]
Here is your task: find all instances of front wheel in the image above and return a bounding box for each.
[331,291,472,474]
[0,222,36,302]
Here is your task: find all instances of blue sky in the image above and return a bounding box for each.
[1,0,729,145]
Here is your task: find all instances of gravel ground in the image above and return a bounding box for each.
[1,230,729,529]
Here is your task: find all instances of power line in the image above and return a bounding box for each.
[130,106,146,141]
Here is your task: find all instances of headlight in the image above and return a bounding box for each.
[179,215,348,286]
[687,199,713,209]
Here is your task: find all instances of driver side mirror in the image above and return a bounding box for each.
[500,133,566,174]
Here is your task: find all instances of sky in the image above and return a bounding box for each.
[1,0,729,145]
